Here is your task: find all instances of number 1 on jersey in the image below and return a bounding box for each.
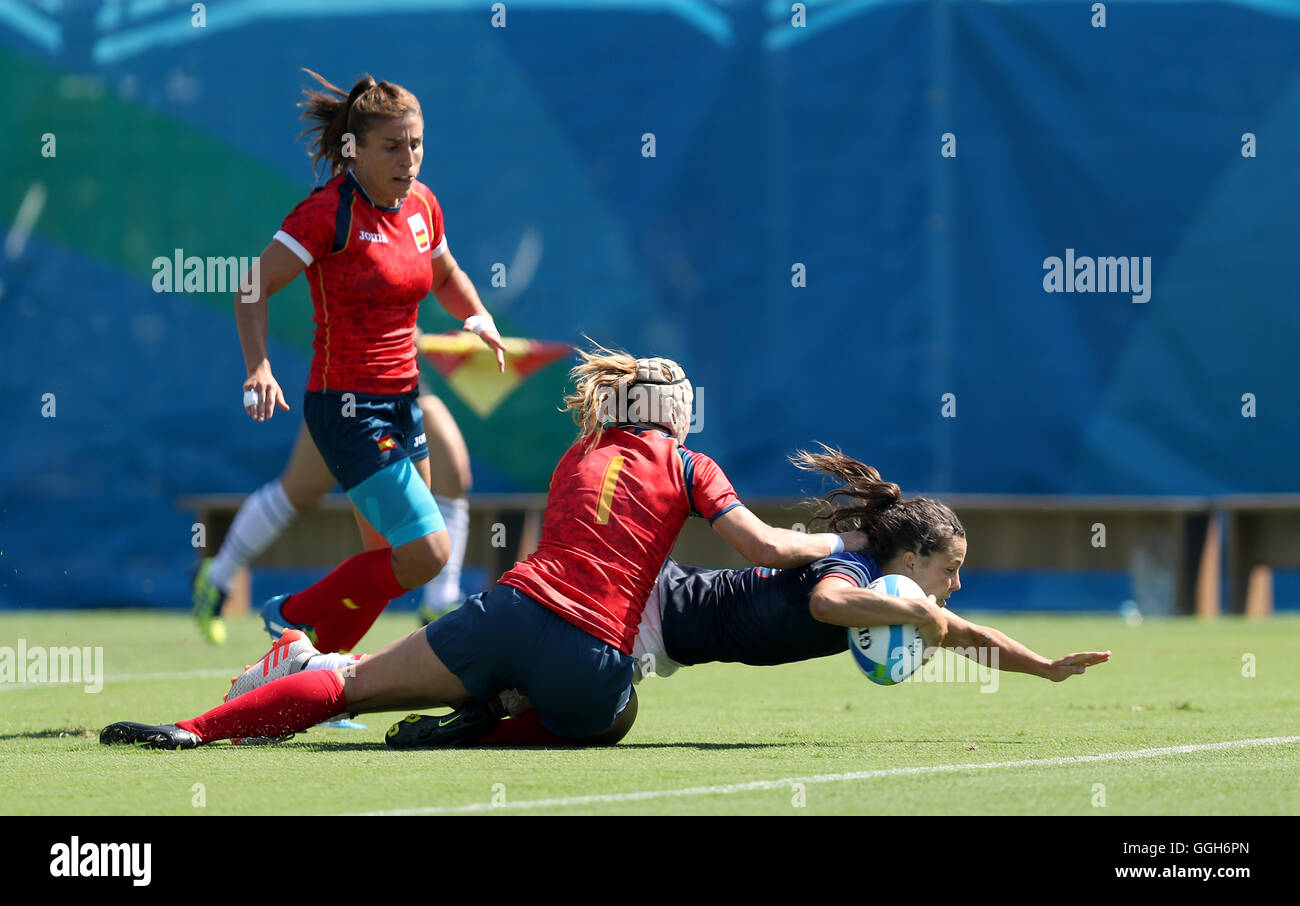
[595,455,626,525]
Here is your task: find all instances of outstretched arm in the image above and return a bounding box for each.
[712,506,868,570]
[941,611,1110,682]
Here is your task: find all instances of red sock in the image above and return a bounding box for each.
[281,548,408,652]
[473,711,580,747]
[177,670,345,742]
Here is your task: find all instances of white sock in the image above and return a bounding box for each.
[423,495,469,609]
[305,652,363,671]
[207,479,297,592]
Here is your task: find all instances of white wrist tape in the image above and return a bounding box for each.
[464,314,495,336]
[824,534,845,555]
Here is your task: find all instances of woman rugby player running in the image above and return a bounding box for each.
[101,349,872,748]
[229,70,506,657]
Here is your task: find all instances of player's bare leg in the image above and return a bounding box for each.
[421,396,471,498]
[280,420,340,508]
[194,422,335,644]
[343,626,471,712]
[417,394,473,624]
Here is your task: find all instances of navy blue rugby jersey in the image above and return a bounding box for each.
[658,551,881,667]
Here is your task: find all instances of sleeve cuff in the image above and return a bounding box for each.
[706,502,743,525]
[273,230,314,266]
[430,234,448,258]
[822,571,865,588]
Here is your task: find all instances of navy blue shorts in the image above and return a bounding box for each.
[303,390,429,492]
[425,585,635,739]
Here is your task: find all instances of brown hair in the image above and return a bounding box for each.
[561,341,639,450]
[792,444,965,564]
[297,69,422,180]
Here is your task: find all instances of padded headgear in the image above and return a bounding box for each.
[624,357,694,443]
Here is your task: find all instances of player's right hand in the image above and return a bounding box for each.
[244,363,290,423]
[839,530,869,553]
[473,323,508,374]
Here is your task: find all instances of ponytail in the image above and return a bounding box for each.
[792,444,964,563]
[297,69,422,181]
[562,342,639,450]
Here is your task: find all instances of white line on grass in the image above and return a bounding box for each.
[344,735,1300,815]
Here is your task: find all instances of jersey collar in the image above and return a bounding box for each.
[345,168,403,213]
[837,550,882,577]
[619,424,675,441]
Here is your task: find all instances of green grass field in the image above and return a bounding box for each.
[1,611,1297,815]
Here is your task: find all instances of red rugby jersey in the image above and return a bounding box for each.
[274,170,446,395]
[501,426,743,654]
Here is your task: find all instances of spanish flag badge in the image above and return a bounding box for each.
[407,213,431,253]
[376,435,396,452]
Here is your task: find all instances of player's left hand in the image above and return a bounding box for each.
[1042,650,1111,682]
[468,324,507,373]
[916,595,947,655]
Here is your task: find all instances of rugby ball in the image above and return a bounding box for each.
[848,574,927,685]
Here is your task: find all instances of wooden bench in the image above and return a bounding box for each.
[178,492,1288,616]
[1217,495,1300,616]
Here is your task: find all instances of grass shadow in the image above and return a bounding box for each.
[0,726,98,741]
[241,740,794,752]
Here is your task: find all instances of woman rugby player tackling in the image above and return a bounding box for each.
[371,449,1111,746]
